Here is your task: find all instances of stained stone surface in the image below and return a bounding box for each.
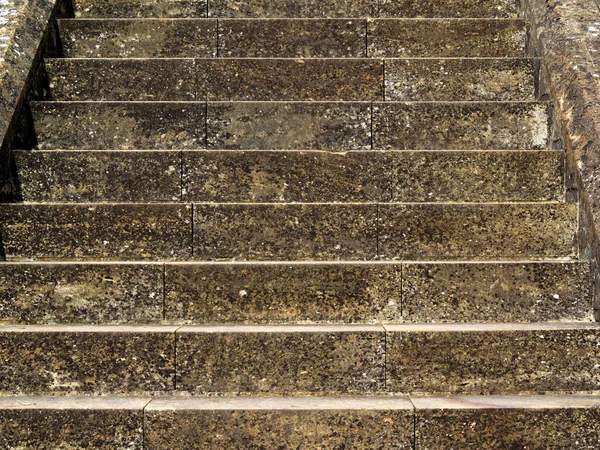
[0,204,193,260]
[385,58,537,101]
[0,397,148,450]
[386,323,600,394]
[372,102,549,150]
[207,102,371,150]
[0,263,164,324]
[145,397,414,449]
[72,0,206,18]
[176,325,386,393]
[367,19,526,57]
[46,58,196,101]
[377,203,577,260]
[33,102,206,150]
[199,59,383,101]
[14,150,182,202]
[182,150,393,203]
[193,203,377,261]
[403,262,592,322]
[218,19,366,57]
[378,0,519,18]
[414,396,600,449]
[59,19,218,58]
[164,262,402,323]
[209,0,375,18]
[0,326,177,395]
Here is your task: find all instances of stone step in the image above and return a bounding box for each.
[33,101,550,151]
[2,395,599,448]
[13,150,563,203]
[0,203,193,260]
[386,322,600,394]
[45,58,537,102]
[193,203,576,261]
[71,0,518,19]
[0,261,590,325]
[58,18,526,59]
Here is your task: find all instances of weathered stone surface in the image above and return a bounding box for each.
[200,59,383,101]
[46,58,196,101]
[378,0,519,18]
[367,19,526,57]
[403,262,592,322]
[73,0,205,18]
[33,101,206,149]
[182,150,392,202]
[0,204,192,260]
[176,325,385,393]
[413,395,600,449]
[218,19,366,57]
[0,326,177,395]
[164,262,402,323]
[13,150,181,202]
[207,102,371,150]
[0,397,148,450]
[0,263,163,324]
[209,0,374,18]
[145,397,414,449]
[390,150,563,202]
[386,323,600,394]
[378,203,577,260]
[385,58,537,101]
[59,19,218,58]
[193,203,377,261]
[372,102,549,150]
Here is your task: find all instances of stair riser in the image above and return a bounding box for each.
[73,0,206,18]
[59,19,526,59]
[46,58,536,102]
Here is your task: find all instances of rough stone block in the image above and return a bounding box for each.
[386,323,600,394]
[72,0,205,18]
[378,0,519,18]
[209,0,375,18]
[193,203,377,260]
[0,263,164,324]
[176,324,386,393]
[0,326,177,395]
[0,204,193,260]
[164,262,402,323]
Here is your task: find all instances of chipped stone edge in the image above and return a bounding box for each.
[521,0,600,319]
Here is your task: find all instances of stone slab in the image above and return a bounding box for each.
[72,0,205,18]
[0,204,192,260]
[0,263,163,324]
[164,262,402,323]
[0,325,177,395]
[176,324,385,394]
[385,323,600,394]
[33,101,206,150]
[378,0,519,18]
[46,58,196,101]
[403,262,592,322]
[218,19,366,57]
[367,19,526,57]
[372,102,549,150]
[199,59,383,101]
[209,0,375,18]
[13,150,182,202]
[385,58,537,101]
[378,203,577,260]
[182,150,393,203]
[207,102,371,150]
[59,19,218,58]
[145,396,413,449]
[0,397,147,449]
[414,395,600,449]
[193,203,377,261]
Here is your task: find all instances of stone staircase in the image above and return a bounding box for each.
[1,0,600,447]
